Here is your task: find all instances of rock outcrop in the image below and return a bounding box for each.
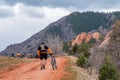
[72,32,100,46]
[99,31,112,49]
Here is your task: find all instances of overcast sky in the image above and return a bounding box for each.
[0,0,120,51]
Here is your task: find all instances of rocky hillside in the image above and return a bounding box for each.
[89,20,120,71]
[72,32,100,46]
[98,31,111,49]
[1,11,120,56]
[108,20,120,70]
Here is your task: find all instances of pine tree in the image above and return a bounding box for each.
[99,54,120,80]
[78,43,90,58]
[72,44,79,53]
[63,42,69,53]
[76,53,86,67]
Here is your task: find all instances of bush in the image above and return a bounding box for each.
[83,51,90,58]
[72,44,79,53]
[63,42,69,53]
[89,37,96,44]
[99,54,120,80]
[76,54,86,67]
[78,43,90,58]
[68,50,74,55]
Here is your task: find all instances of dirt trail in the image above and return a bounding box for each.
[0,57,68,80]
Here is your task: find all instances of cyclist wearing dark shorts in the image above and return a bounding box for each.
[37,42,53,70]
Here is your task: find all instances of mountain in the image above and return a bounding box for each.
[1,11,120,56]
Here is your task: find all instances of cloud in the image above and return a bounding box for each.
[14,3,45,18]
[0,3,71,19]
[23,7,45,18]
[0,3,45,18]
[0,3,71,51]
[0,0,119,18]
[1,0,94,9]
[0,5,14,18]
[2,0,120,10]
[0,9,14,18]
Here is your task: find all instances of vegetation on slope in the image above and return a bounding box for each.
[66,12,109,34]
[47,25,61,36]
[47,11,120,36]
[99,54,120,80]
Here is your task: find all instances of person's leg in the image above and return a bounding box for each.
[52,64,54,70]
[40,54,44,70]
[43,54,47,69]
[40,54,47,70]
[42,59,46,69]
[55,64,57,69]
[40,59,43,69]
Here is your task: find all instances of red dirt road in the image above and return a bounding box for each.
[0,57,68,80]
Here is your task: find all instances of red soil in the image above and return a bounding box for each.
[0,57,68,80]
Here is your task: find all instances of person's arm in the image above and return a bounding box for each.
[37,50,40,57]
[37,46,41,57]
[47,48,53,55]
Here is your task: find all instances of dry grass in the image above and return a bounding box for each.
[0,56,34,73]
[69,56,98,80]
[62,56,77,80]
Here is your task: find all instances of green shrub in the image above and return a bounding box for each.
[78,43,90,58]
[72,44,79,53]
[99,54,120,80]
[83,51,90,58]
[63,42,69,53]
[89,37,96,44]
[76,54,86,67]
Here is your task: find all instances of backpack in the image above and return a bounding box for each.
[40,44,45,50]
